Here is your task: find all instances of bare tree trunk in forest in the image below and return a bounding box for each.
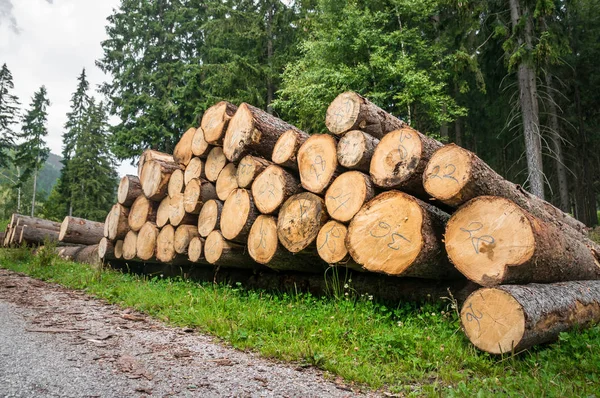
[509,0,545,199]
[16,166,21,213]
[266,3,274,114]
[31,169,37,217]
[545,73,570,212]
[454,118,463,147]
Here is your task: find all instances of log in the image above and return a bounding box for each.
[220,188,259,243]
[56,245,86,261]
[191,127,211,158]
[205,147,228,182]
[187,236,206,263]
[184,157,206,185]
[236,155,273,189]
[137,150,174,179]
[156,196,171,228]
[136,222,158,261]
[114,240,124,259]
[251,165,301,215]
[9,214,60,231]
[19,225,59,245]
[215,163,238,201]
[204,230,257,268]
[174,224,200,255]
[73,244,101,266]
[316,220,350,264]
[271,130,310,170]
[346,191,458,279]
[423,143,588,235]
[167,169,185,198]
[248,215,327,272]
[325,91,407,138]
[223,102,306,162]
[117,175,143,207]
[173,127,197,166]
[297,134,342,194]
[461,281,600,354]
[140,158,182,201]
[59,217,105,245]
[337,130,379,172]
[277,192,329,253]
[183,178,218,214]
[98,237,116,260]
[103,212,110,238]
[197,199,223,238]
[156,224,177,262]
[445,196,600,286]
[122,230,139,260]
[325,171,375,223]
[201,101,238,145]
[169,193,199,226]
[128,195,158,232]
[370,127,443,195]
[107,203,130,240]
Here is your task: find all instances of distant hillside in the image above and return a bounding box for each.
[0,152,62,195]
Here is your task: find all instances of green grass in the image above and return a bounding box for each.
[1,248,600,396]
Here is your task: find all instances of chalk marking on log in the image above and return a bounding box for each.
[460,222,496,255]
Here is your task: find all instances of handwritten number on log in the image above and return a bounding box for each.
[256,219,267,249]
[464,303,483,329]
[259,182,276,198]
[318,224,342,254]
[327,188,352,215]
[460,222,495,254]
[310,155,326,182]
[429,164,458,183]
[370,222,410,250]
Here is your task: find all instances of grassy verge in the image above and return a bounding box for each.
[1,247,599,396]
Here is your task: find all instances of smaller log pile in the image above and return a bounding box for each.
[8,92,600,357]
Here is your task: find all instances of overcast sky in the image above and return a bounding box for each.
[0,0,137,175]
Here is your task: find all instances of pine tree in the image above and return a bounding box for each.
[0,63,20,168]
[57,68,91,216]
[68,99,118,221]
[14,86,51,217]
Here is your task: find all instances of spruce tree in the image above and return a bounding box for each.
[14,86,51,216]
[0,63,20,168]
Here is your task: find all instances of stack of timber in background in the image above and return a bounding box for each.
[7,92,600,356]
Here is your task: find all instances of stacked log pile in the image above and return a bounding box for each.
[6,92,600,356]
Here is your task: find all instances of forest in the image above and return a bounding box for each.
[0,0,599,225]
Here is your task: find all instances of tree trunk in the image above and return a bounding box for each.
[191,127,211,158]
[9,214,60,231]
[173,127,197,166]
[461,281,600,354]
[248,215,327,272]
[509,0,544,199]
[114,239,124,259]
[169,193,200,226]
[198,199,223,238]
[140,158,182,201]
[167,169,185,199]
[223,103,306,162]
[184,157,206,185]
[251,165,301,215]
[337,130,380,172]
[70,244,101,266]
[59,216,105,245]
[445,196,600,286]
[220,188,259,243]
[123,230,139,260]
[325,91,407,138]
[423,144,589,236]
[201,101,238,146]
[316,220,362,271]
[106,203,130,240]
[370,127,443,195]
[137,150,175,179]
[325,171,375,223]
[183,178,218,214]
[204,230,259,269]
[55,245,86,261]
[205,147,228,182]
[18,225,59,246]
[117,175,143,207]
[347,191,457,279]
[174,224,200,255]
[156,196,171,228]
[297,134,342,194]
[215,163,238,201]
[136,222,158,261]
[98,237,116,260]
[277,192,329,253]
[271,130,310,170]
[31,168,38,217]
[128,195,158,232]
[236,155,273,188]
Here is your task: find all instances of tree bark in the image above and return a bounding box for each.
[337,130,380,172]
[128,195,159,232]
[251,165,301,215]
[201,101,238,146]
[325,91,407,138]
[59,217,105,245]
[297,134,342,195]
[205,147,228,182]
[271,130,310,170]
[347,191,457,279]
[461,281,600,354]
[236,155,273,188]
[325,171,375,223]
[117,175,143,207]
[445,196,600,286]
[223,103,306,162]
[191,127,211,158]
[197,199,223,238]
[173,127,197,166]
[215,163,239,201]
[18,225,59,246]
[220,188,259,243]
[277,192,329,253]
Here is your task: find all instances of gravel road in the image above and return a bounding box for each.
[0,269,374,398]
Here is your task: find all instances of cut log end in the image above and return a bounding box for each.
[277,192,328,253]
[316,220,349,264]
[272,130,305,168]
[198,199,222,237]
[248,215,279,264]
[423,144,472,205]
[156,196,171,228]
[156,225,176,262]
[174,225,199,255]
[188,236,204,262]
[117,175,142,207]
[220,188,255,241]
[136,222,158,261]
[337,130,378,171]
[252,165,300,214]
[107,203,130,240]
[370,128,424,189]
[325,171,374,223]
[236,155,272,188]
[173,127,197,166]
[191,127,210,158]
[297,134,339,194]
[205,147,228,182]
[114,240,124,259]
[325,92,361,135]
[184,157,204,185]
[123,230,138,260]
[216,163,238,201]
[141,159,181,201]
[204,230,228,265]
[201,101,237,145]
[445,197,535,286]
[461,288,525,354]
[129,195,157,232]
[168,169,185,198]
[223,103,255,162]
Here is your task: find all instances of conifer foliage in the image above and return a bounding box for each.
[0,63,20,168]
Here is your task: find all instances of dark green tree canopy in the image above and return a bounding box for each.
[0,63,20,168]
